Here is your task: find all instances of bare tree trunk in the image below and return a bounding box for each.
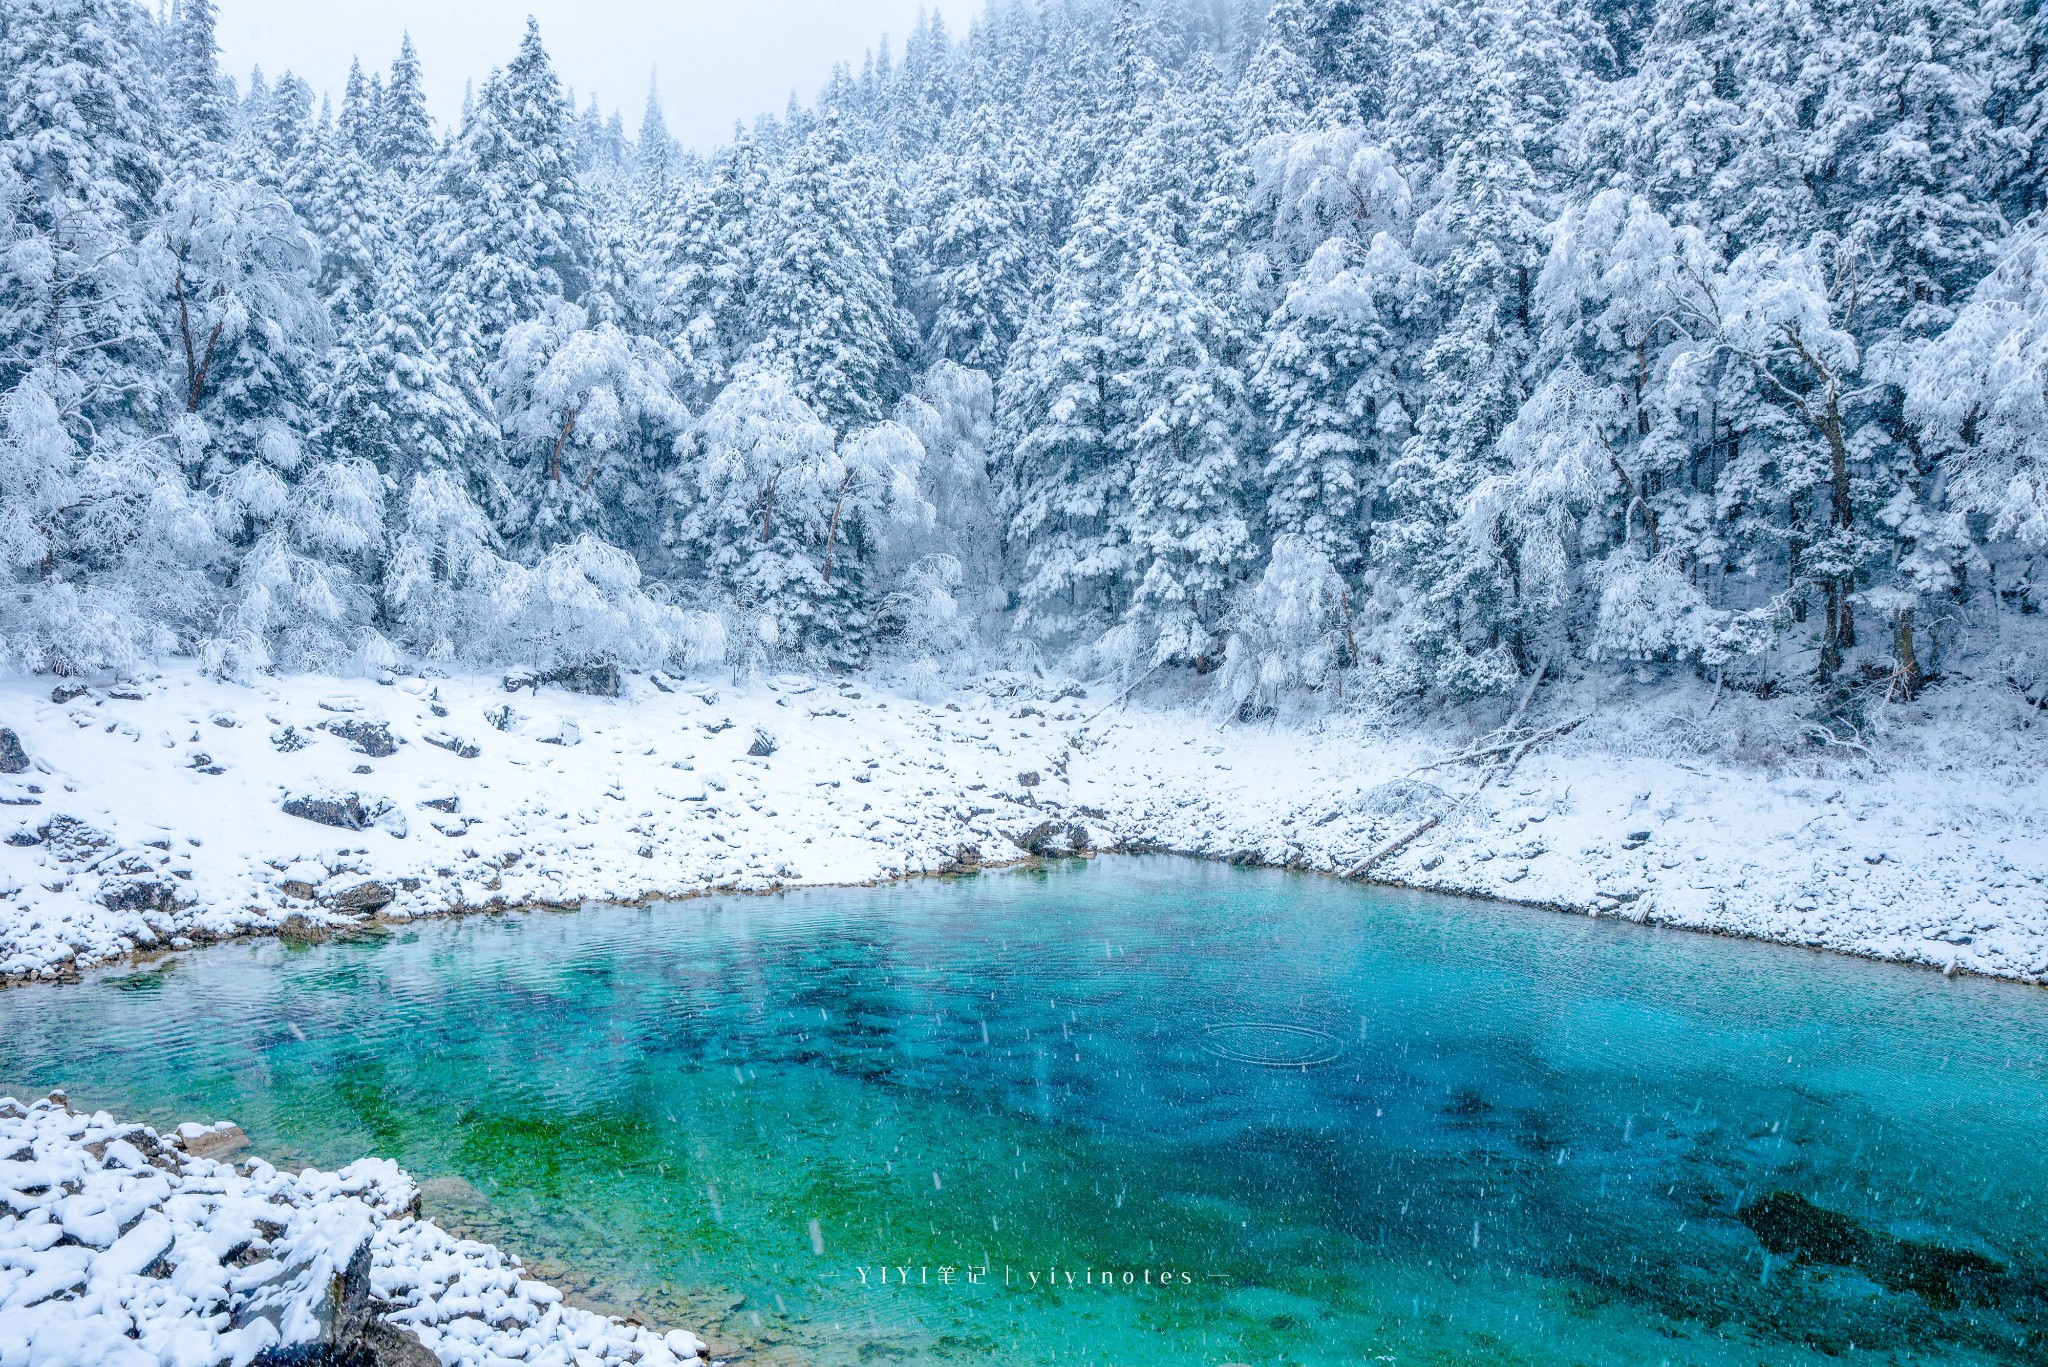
[547,405,578,483]
[1892,606,1923,701]
[821,471,853,583]
[1817,394,1854,683]
[174,245,225,414]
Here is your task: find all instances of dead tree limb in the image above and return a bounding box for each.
[1347,711,1587,881]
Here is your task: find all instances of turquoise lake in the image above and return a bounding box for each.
[2,857,2043,1365]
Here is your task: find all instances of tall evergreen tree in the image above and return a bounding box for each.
[378,35,435,177]
[426,19,590,349]
[748,111,914,428]
[167,0,232,158]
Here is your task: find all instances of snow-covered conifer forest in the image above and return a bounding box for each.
[1,0,2042,720]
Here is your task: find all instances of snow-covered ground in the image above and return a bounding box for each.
[1,663,2044,986]
[0,1092,709,1367]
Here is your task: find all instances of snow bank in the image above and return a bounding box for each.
[0,665,1074,984]
[0,1092,708,1367]
[0,662,2042,991]
[1062,703,2048,982]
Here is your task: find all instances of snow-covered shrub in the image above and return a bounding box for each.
[1461,364,1618,622]
[875,552,969,665]
[1221,536,1351,713]
[1251,126,1411,265]
[496,534,696,675]
[669,365,838,655]
[492,299,687,551]
[202,454,387,678]
[383,469,517,664]
[1906,225,2048,549]
[673,365,931,665]
[0,379,201,673]
[1590,546,1750,666]
[892,362,1000,591]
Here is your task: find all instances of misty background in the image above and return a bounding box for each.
[211,0,985,149]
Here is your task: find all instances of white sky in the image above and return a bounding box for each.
[211,1,985,152]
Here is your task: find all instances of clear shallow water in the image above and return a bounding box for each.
[3,857,2045,1366]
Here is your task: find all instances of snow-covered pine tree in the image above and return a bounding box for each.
[1376,55,1547,696]
[0,0,168,426]
[1110,202,1255,670]
[377,35,435,178]
[635,81,680,226]
[921,106,1034,372]
[325,245,489,490]
[311,63,388,330]
[747,111,914,430]
[425,19,591,350]
[649,127,767,400]
[166,0,233,163]
[1250,128,1421,577]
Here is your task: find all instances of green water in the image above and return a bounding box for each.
[3,857,2044,1365]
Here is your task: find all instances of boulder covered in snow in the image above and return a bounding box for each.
[0,1095,706,1367]
[96,876,187,914]
[281,792,384,831]
[422,730,481,759]
[326,880,396,914]
[504,664,622,698]
[322,718,401,758]
[0,728,29,774]
[1012,819,1090,857]
[542,663,622,697]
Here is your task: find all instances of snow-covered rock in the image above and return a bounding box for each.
[0,1093,707,1367]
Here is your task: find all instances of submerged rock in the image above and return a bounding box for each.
[938,844,983,874]
[279,913,339,943]
[177,1120,250,1160]
[1737,1191,2005,1309]
[345,1319,443,1366]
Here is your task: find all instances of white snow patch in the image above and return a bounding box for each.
[0,663,2041,986]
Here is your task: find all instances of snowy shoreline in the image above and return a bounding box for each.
[3,664,2044,1364]
[0,1092,710,1366]
[1,663,2045,989]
